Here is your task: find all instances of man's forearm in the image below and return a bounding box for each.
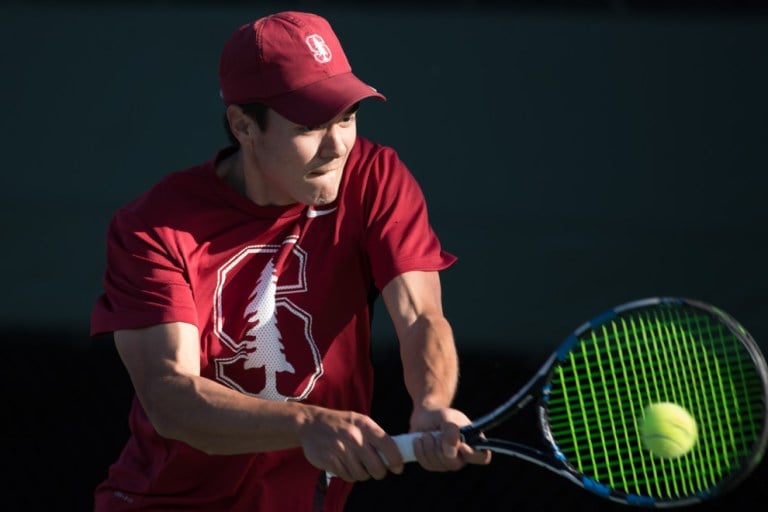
[399,313,459,413]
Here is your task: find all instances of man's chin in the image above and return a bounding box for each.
[309,195,337,207]
[305,183,340,206]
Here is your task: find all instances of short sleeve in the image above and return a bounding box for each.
[90,206,198,336]
[363,148,457,290]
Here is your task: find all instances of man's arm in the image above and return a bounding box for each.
[381,270,458,417]
[113,322,404,480]
[381,270,492,471]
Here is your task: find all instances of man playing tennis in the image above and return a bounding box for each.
[90,10,490,511]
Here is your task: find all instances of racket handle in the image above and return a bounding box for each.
[394,430,457,463]
[325,431,437,480]
[391,432,423,463]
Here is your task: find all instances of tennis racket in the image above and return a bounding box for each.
[392,297,768,507]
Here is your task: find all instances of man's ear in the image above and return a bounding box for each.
[226,105,254,145]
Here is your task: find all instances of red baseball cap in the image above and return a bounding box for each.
[219,11,386,126]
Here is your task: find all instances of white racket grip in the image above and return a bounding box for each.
[391,431,425,463]
[326,431,436,480]
[391,430,452,463]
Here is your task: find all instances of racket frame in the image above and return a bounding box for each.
[457,297,768,507]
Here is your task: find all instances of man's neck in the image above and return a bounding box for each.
[216,148,247,197]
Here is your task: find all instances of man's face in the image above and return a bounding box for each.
[245,106,358,206]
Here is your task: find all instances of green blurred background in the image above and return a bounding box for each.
[2,1,766,510]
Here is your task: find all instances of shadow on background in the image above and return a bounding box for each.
[6,331,766,510]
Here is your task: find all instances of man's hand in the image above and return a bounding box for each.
[298,406,405,482]
[409,407,492,471]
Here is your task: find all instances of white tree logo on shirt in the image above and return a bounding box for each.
[242,258,295,401]
[212,239,323,400]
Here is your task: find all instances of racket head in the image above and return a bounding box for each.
[538,297,768,506]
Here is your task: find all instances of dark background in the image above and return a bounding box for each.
[2,1,767,510]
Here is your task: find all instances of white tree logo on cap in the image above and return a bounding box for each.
[305,34,332,63]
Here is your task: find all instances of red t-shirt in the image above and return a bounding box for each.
[91,137,456,511]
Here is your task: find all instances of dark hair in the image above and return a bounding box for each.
[223,102,269,147]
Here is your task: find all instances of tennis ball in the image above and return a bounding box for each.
[639,402,698,459]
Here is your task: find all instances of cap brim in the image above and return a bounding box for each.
[266,72,386,126]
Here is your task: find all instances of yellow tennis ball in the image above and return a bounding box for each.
[639,402,698,459]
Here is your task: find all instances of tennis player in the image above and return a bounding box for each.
[90,10,490,512]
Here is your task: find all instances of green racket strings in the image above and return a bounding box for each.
[546,304,766,499]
